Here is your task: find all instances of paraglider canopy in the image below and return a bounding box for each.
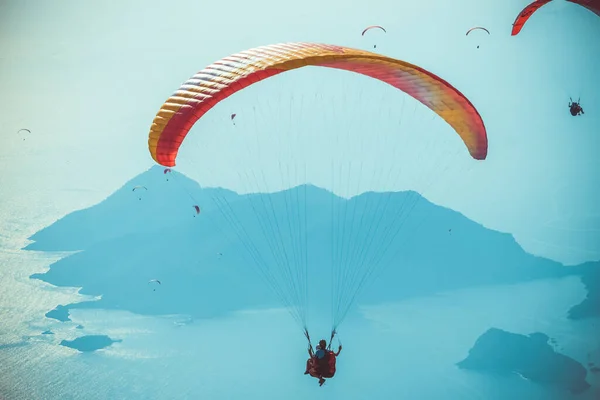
[148,279,161,291]
[465,26,490,48]
[148,42,488,168]
[18,128,30,140]
[361,25,386,36]
[465,27,490,35]
[567,0,600,17]
[511,0,600,36]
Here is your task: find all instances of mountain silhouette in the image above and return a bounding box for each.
[28,166,594,323]
[25,167,238,252]
[457,328,590,395]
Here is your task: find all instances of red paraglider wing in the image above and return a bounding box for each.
[511,0,554,36]
[148,43,488,167]
[567,0,600,16]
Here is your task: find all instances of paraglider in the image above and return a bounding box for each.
[305,339,342,386]
[466,27,490,35]
[132,185,147,200]
[163,168,172,181]
[512,0,600,36]
[231,113,237,125]
[361,25,386,48]
[148,279,161,291]
[17,128,30,140]
[569,97,584,116]
[193,205,200,216]
[465,27,490,49]
[147,42,488,380]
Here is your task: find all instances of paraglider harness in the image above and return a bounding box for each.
[304,328,339,379]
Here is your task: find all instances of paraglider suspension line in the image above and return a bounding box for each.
[304,327,313,349]
[327,330,336,350]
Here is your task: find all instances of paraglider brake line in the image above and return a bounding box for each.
[327,330,337,350]
[304,327,313,348]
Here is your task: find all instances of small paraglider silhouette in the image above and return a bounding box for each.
[466,27,490,49]
[132,185,147,200]
[148,279,161,291]
[231,113,237,125]
[164,168,172,181]
[362,25,386,49]
[569,97,584,116]
[18,128,30,141]
[193,205,200,217]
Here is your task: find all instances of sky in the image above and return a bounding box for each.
[1,0,600,398]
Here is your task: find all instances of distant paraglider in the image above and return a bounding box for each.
[148,279,161,291]
[18,128,30,140]
[231,113,237,125]
[193,205,201,216]
[361,25,386,35]
[569,97,584,116]
[465,27,490,49]
[132,185,147,200]
[164,168,172,181]
[361,25,386,48]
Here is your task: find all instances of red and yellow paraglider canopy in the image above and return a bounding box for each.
[148,42,488,166]
[512,0,600,36]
